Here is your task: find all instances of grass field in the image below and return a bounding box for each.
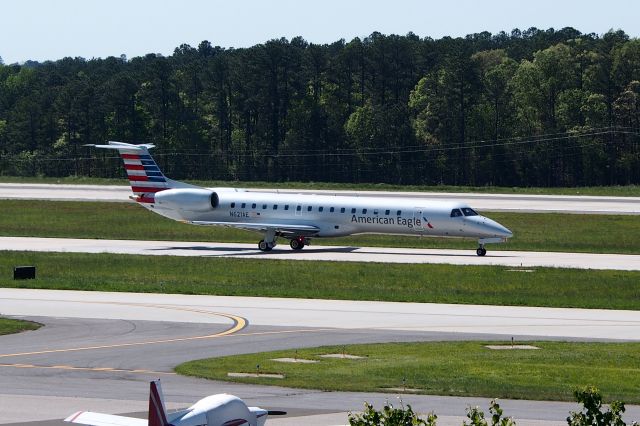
[2,251,639,310]
[175,341,640,404]
[1,176,639,196]
[0,317,41,335]
[2,200,639,254]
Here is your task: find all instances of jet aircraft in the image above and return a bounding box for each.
[65,379,283,426]
[88,141,512,256]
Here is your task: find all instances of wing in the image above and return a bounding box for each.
[188,221,320,236]
[65,411,147,426]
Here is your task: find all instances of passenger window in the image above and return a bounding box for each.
[262,204,267,209]
[385,209,390,215]
[241,203,246,209]
[351,208,356,214]
[373,209,378,215]
[330,207,335,213]
[319,207,324,212]
[307,206,312,212]
[273,205,278,210]
[362,208,367,214]
[462,207,478,216]
[341,207,346,213]
[396,210,402,216]
[296,205,302,211]
[285,205,289,210]
[231,202,235,208]
[252,203,256,209]
[450,209,463,217]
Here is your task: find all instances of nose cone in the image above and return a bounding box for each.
[476,217,513,239]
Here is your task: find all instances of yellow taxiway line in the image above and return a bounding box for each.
[0,302,246,359]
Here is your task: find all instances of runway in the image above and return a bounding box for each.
[1,288,639,426]
[2,183,639,214]
[2,236,640,271]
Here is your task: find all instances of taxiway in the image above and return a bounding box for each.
[2,236,639,271]
[1,288,639,426]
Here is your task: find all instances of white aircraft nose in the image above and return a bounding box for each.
[478,217,513,238]
[497,224,513,238]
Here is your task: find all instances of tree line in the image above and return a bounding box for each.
[1,27,639,187]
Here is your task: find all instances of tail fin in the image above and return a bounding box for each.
[148,379,169,426]
[87,141,193,203]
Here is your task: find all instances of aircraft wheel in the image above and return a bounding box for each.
[290,238,304,250]
[258,240,272,252]
[476,247,487,256]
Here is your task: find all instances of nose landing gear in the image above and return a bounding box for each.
[476,237,507,256]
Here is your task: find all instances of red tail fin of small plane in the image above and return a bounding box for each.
[148,379,169,426]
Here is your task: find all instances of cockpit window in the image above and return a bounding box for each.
[461,207,478,216]
[450,209,463,217]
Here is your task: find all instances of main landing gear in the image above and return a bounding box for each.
[476,246,487,256]
[289,236,307,251]
[258,228,277,252]
[258,239,276,252]
[257,235,309,252]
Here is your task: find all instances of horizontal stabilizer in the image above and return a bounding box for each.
[84,141,156,151]
[64,411,147,426]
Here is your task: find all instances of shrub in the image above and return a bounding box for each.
[348,402,436,426]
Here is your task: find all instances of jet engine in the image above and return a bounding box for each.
[154,188,218,211]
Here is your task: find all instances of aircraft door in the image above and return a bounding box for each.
[413,208,427,233]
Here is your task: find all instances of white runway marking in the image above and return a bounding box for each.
[1,236,639,271]
[1,183,639,214]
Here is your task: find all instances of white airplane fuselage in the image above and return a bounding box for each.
[151,187,511,240]
[88,142,512,256]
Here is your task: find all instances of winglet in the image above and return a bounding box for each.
[149,380,169,426]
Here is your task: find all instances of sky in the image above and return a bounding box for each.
[1,0,639,64]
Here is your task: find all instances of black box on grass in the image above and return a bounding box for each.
[14,266,36,280]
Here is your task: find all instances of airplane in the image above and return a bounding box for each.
[65,379,284,426]
[86,141,512,256]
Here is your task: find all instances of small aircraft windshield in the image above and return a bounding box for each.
[461,207,479,216]
[450,209,463,217]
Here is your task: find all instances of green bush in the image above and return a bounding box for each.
[464,400,516,426]
[567,386,637,426]
[348,402,436,426]
[349,389,639,426]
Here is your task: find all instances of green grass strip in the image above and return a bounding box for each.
[0,317,41,335]
[1,200,639,254]
[2,251,639,310]
[1,176,639,196]
[175,341,640,404]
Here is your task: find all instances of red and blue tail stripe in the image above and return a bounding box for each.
[86,141,191,204]
[119,151,169,202]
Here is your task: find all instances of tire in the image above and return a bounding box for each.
[476,247,487,256]
[258,240,270,251]
[290,239,304,250]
